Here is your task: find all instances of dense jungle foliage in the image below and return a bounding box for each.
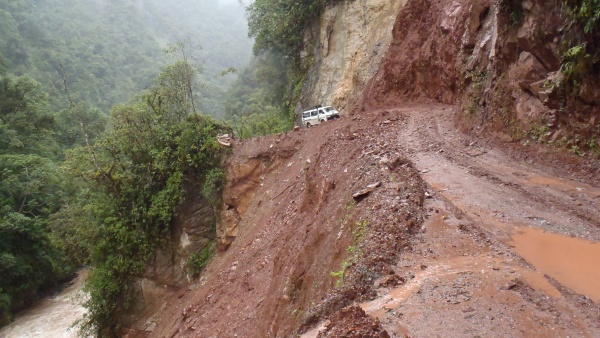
[0,0,249,330]
[68,52,230,337]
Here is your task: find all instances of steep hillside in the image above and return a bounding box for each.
[148,108,599,337]
[144,1,599,337]
[150,110,426,337]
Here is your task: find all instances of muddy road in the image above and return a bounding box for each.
[322,106,600,337]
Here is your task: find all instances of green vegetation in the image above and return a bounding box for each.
[64,52,229,336]
[0,0,252,117]
[187,242,216,276]
[1,0,251,332]
[0,71,80,325]
[566,0,600,35]
[0,0,164,113]
[560,0,600,85]
[223,54,294,138]
[331,219,368,287]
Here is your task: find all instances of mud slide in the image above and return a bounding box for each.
[152,104,599,338]
[313,106,600,337]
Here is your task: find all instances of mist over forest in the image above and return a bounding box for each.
[0,0,253,116]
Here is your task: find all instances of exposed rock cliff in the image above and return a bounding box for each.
[360,0,598,155]
[124,193,217,333]
[300,0,408,112]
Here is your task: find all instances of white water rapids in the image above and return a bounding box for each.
[0,270,87,338]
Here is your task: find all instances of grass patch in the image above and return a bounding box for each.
[331,219,368,287]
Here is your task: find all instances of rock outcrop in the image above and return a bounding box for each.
[300,0,408,113]
[125,193,217,333]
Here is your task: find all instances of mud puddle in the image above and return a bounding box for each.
[0,270,88,338]
[527,175,600,199]
[445,202,600,302]
[427,173,600,302]
[360,254,501,317]
[509,226,600,302]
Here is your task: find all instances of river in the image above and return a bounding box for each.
[0,270,88,338]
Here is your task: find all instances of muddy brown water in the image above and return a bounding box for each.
[0,270,87,338]
[509,227,600,302]
[527,175,600,198]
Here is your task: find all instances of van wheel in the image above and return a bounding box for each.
[320,119,325,123]
[306,122,311,128]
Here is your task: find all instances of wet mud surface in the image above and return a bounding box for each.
[304,106,600,338]
[4,106,599,338]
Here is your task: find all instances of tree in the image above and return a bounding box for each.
[0,154,70,326]
[68,56,230,336]
[0,74,58,158]
[0,69,77,326]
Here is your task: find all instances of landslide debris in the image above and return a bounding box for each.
[316,305,389,338]
[150,110,426,338]
[147,0,600,336]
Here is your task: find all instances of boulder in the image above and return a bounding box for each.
[513,51,548,92]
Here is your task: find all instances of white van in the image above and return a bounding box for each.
[301,105,340,128]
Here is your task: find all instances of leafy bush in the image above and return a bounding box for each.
[67,56,230,336]
[566,0,600,34]
[561,0,600,85]
[187,243,215,276]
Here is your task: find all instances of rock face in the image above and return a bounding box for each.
[300,0,408,113]
[362,0,471,108]
[217,158,264,249]
[125,193,217,333]
[302,0,598,149]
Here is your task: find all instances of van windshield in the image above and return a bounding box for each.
[324,107,334,112]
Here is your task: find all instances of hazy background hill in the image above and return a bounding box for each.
[0,0,252,116]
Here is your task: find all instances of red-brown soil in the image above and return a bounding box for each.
[316,305,389,338]
[149,105,600,338]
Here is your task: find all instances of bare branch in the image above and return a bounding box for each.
[59,62,115,186]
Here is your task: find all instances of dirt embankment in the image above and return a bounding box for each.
[150,111,427,337]
[149,105,600,338]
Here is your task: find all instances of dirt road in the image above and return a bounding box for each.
[322,106,600,337]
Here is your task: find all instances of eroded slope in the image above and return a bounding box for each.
[151,113,426,337]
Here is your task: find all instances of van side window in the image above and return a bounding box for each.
[311,110,318,117]
[303,112,310,118]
